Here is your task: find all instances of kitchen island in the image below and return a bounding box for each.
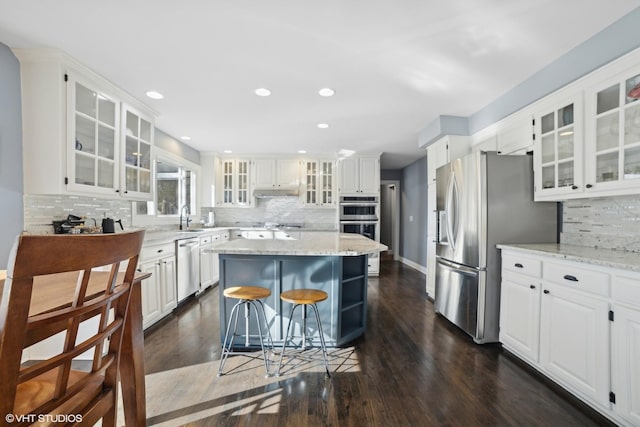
[209,232,386,347]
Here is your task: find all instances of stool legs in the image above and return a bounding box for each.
[218,299,273,377]
[276,302,331,378]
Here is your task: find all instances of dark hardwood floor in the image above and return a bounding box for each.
[140,259,613,426]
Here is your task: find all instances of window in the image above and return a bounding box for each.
[135,157,196,217]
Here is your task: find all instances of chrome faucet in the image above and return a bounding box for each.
[179,204,192,230]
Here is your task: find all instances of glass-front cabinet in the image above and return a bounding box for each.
[66,73,154,199]
[585,71,640,194]
[217,159,252,207]
[69,78,120,195]
[122,106,153,199]
[533,97,584,201]
[303,160,335,206]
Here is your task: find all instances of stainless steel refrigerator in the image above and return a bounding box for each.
[435,151,557,344]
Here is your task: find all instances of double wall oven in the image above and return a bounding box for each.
[339,196,380,274]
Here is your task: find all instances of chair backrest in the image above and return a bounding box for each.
[0,230,145,426]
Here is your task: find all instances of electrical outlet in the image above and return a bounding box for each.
[409,216,413,222]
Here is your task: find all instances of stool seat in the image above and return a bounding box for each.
[280,289,327,305]
[224,286,271,300]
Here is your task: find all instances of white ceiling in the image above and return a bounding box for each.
[1,1,640,169]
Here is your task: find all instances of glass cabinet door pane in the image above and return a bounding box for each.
[139,142,151,169]
[558,128,574,160]
[75,155,95,186]
[126,111,139,137]
[596,152,619,182]
[597,84,619,114]
[596,114,619,151]
[76,115,95,154]
[541,134,555,163]
[557,162,574,187]
[76,83,96,117]
[140,119,151,141]
[98,97,115,126]
[126,137,138,166]
[624,146,640,179]
[97,125,115,159]
[97,159,115,188]
[625,103,640,145]
[558,104,574,127]
[541,112,554,134]
[626,74,640,104]
[542,165,555,189]
[126,166,138,190]
[140,170,151,193]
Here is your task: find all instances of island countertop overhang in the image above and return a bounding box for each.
[207,232,387,256]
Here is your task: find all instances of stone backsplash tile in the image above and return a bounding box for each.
[561,195,640,252]
[207,198,337,230]
[24,194,132,234]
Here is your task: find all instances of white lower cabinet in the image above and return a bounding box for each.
[539,282,610,407]
[499,271,541,363]
[139,242,177,329]
[500,248,640,427]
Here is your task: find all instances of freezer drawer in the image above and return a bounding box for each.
[435,258,482,339]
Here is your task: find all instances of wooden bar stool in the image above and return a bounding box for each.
[218,286,274,377]
[276,289,331,378]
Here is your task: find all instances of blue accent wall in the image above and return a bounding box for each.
[0,43,23,268]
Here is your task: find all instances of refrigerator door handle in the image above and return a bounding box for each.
[436,257,481,276]
[445,172,458,251]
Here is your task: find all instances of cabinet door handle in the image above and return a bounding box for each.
[563,274,578,282]
[571,185,578,190]
[529,284,536,289]
[543,289,550,294]
[514,263,523,268]
[157,249,164,253]
[586,184,593,189]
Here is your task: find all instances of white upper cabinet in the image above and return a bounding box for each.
[339,155,380,195]
[533,95,584,201]
[252,158,300,188]
[16,49,156,200]
[583,69,640,196]
[216,158,252,207]
[303,159,335,206]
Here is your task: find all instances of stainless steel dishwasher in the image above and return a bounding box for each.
[176,237,200,303]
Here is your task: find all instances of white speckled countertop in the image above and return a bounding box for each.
[497,243,640,273]
[208,232,387,256]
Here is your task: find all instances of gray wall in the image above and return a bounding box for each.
[155,128,201,165]
[0,43,24,268]
[400,156,428,267]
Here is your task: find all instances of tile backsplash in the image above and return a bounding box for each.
[561,195,640,252]
[24,194,132,234]
[208,198,337,229]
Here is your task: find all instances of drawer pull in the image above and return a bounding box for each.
[563,274,579,282]
[157,249,164,253]
[543,289,550,294]
[514,263,524,268]
[529,285,536,289]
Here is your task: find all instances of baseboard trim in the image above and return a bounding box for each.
[398,257,427,275]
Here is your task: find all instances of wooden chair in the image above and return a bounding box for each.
[0,230,145,427]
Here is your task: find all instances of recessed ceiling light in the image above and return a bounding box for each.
[145,90,164,100]
[318,88,335,97]
[180,136,191,141]
[254,88,271,97]
[298,150,307,154]
[317,123,329,129]
[223,150,233,154]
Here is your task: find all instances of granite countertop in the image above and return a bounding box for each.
[497,243,640,273]
[143,227,232,244]
[208,232,388,256]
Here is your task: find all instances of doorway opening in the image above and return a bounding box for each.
[380,180,400,261]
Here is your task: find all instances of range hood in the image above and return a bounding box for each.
[253,188,300,198]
